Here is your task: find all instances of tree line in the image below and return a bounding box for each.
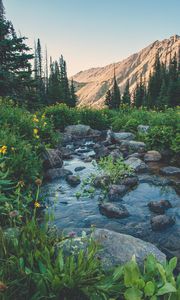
[0,0,179,110]
[105,52,180,110]
[0,0,77,109]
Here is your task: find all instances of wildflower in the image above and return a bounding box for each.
[41,114,45,119]
[34,201,41,208]
[9,210,19,218]
[35,178,42,186]
[11,147,15,151]
[33,117,39,122]
[43,122,47,127]
[17,180,25,188]
[0,281,7,292]
[0,145,7,154]
[33,128,38,135]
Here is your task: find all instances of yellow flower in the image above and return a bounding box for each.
[41,114,45,119]
[11,147,15,151]
[0,145,7,154]
[33,117,39,122]
[33,128,38,135]
[34,201,40,208]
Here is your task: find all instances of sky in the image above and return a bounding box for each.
[3,0,180,76]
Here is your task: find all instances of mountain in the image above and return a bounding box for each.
[72,35,180,108]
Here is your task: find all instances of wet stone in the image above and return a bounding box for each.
[151,215,175,231]
[74,166,86,172]
[99,202,130,219]
[66,175,81,187]
[148,200,172,214]
[108,184,128,201]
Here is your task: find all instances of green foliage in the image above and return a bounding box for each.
[0,99,58,183]
[144,126,174,151]
[78,108,110,130]
[98,156,133,184]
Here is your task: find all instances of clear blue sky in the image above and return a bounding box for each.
[3,0,180,76]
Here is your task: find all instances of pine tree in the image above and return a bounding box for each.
[111,67,121,109]
[134,76,146,108]
[0,2,34,103]
[69,79,77,107]
[105,89,112,108]
[0,0,5,20]
[59,55,71,105]
[122,80,131,106]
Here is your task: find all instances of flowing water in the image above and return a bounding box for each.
[43,142,180,259]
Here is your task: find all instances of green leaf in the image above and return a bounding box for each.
[169,257,177,272]
[38,261,47,274]
[124,287,142,300]
[156,282,177,296]
[144,281,155,297]
[157,263,166,283]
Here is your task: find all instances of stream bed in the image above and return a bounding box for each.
[43,140,180,260]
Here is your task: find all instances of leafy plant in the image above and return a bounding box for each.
[98,156,133,184]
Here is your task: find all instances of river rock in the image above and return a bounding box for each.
[148,200,172,214]
[93,175,111,188]
[125,157,148,172]
[64,124,101,139]
[43,149,63,170]
[60,147,73,160]
[121,140,146,152]
[109,149,123,161]
[160,166,180,176]
[113,132,135,142]
[94,143,110,159]
[66,175,81,186]
[99,202,129,218]
[120,176,139,188]
[144,150,162,162]
[60,228,166,269]
[137,125,150,134]
[74,166,86,172]
[151,215,175,231]
[108,184,128,201]
[45,168,72,181]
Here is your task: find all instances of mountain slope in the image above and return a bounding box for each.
[72,35,180,108]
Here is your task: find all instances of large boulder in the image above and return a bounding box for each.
[43,149,63,170]
[160,166,180,176]
[144,150,162,162]
[99,202,129,218]
[125,157,148,172]
[60,228,166,269]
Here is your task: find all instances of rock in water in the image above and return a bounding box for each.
[108,184,128,201]
[160,166,180,176]
[45,168,72,181]
[148,200,172,214]
[151,215,175,231]
[99,202,129,218]
[125,157,148,172]
[43,149,63,169]
[66,175,81,186]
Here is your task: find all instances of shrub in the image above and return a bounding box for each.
[123,118,140,132]
[98,156,133,184]
[44,103,77,130]
[145,126,174,151]
[78,108,110,130]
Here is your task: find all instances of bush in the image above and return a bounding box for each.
[78,108,110,130]
[123,118,140,132]
[145,126,174,151]
[44,103,77,130]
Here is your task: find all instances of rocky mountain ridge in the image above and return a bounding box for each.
[72,35,180,107]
